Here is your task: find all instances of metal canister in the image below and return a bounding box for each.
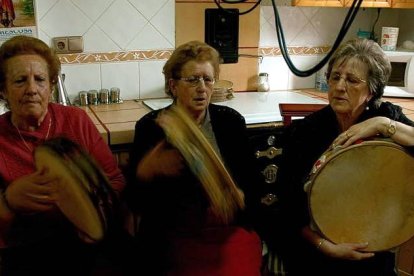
[99,89,110,104]
[110,87,120,103]
[79,91,88,106]
[87,90,98,105]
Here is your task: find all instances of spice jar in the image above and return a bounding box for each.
[257,72,270,92]
[110,87,120,103]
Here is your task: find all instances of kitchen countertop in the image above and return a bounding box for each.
[143,91,327,125]
[84,89,414,146]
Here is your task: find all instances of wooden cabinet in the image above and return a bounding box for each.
[343,0,391,7]
[292,0,341,7]
[397,238,414,276]
[292,0,414,8]
[392,0,414,8]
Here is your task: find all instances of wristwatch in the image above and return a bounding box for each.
[384,119,396,138]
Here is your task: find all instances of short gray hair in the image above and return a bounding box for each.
[326,38,391,108]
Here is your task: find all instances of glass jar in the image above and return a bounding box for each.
[257,72,270,92]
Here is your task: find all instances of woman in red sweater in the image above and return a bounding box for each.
[0,35,127,275]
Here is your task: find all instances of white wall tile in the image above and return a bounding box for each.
[34,1,412,99]
[259,56,290,90]
[312,8,349,46]
[84,25,121,52]
[278,6,309,45]
[96,0,147,49]
[150,0,175,46]
[128,0,169,20]
[37,0,175,52]
[299,6,320,20]
[287,55,319,89]
[35,0,58,20]
[61,64,101,101]
[40,0,92,37]
[260,21,279,47]
[38,29,52,46]
[139,61,167,99]
[71,0,113,22]
[291,21,323,46]
[127,23,173,50]
[101,62,140,100]
[261,5,275,23]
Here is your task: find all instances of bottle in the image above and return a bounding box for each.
[257,72,270,92]
[315,65,328,92]
[55,73,71,105]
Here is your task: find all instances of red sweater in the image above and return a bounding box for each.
[0,103,125,247]
[0,103,124,191]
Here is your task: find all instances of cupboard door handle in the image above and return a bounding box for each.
[255,147,282,159]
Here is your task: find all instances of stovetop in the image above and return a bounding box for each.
[143,91,327,125]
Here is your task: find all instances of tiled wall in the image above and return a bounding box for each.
[258,6,414,91]
[36,0,174,102]
[175,1,260,92]
[35,0,414,102]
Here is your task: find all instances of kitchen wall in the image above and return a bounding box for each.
[36,0,174,102]
[34,0,414,102]
[175,1,260,92]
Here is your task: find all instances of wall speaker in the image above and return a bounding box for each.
[205,8,239,64]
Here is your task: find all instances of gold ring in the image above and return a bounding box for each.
[345,132,350,138]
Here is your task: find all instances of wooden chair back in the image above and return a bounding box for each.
[279,103,327,126]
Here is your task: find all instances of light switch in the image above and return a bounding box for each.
[52,36,83,54]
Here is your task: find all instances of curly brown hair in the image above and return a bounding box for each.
[0,35,61,93]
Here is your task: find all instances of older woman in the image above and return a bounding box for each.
[0,36,126,275]
[125,41,263,275]
[277,38,414,275]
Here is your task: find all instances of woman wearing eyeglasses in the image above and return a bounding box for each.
[276,38,414,275]
[125,41,263,275]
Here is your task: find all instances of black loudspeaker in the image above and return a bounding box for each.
[205,8,239,64]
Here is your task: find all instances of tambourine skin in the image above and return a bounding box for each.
[34,137,117,243]
[157,105,245,224]
[307,140,414,252]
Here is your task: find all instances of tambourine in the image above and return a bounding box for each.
[34,137,117,243]
[306,139,414,252]
[157,105,245,224]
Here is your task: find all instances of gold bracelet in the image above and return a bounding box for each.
[316,238,326,250]
[384,118,397,138]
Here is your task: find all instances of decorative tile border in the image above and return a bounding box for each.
[58,49,173,64]
[259,46,331,56]
[58,47,330,64]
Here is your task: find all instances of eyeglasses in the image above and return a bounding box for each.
[328,72,366,88]
[177,76,215,87]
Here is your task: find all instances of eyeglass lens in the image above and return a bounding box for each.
[180,76,215,87]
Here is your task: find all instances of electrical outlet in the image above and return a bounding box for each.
[52,36,83,54]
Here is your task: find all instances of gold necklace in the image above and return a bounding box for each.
[14,116,52,152]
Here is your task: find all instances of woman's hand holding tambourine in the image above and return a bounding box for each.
[316,237,375,261]
[303,226,375,261]
[137,140,186,181]
[332,117,393,148]
[5,168,58,213]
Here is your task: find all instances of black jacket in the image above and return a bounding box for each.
[277,101,414,275]
[123,104,263,273]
